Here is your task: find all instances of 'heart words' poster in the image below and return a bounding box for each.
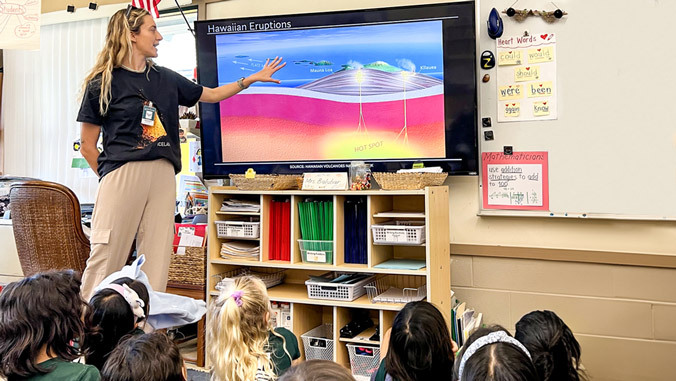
[496,33,557,122]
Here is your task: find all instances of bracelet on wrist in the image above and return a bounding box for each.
[237,77,249,90]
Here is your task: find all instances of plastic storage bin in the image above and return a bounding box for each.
[215,220,260,239]
[346,344,381,381]
[301,324,334,361]
[298,239,333,264]
[306,273,376,302]
[371,221,425,245]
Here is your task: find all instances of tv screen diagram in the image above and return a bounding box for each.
[196,2,477,177]
[215,21,445,163]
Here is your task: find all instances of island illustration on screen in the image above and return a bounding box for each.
[215,20,446,163]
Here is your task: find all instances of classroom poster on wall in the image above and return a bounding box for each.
[188,140,202,173]
[0,0,40,50]
[482,151,549,210]
[496,33,556,122]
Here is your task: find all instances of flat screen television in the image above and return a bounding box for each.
[195,1,477,179]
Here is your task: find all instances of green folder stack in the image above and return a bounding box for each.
[298,198,333,255]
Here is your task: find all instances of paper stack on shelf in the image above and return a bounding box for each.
[373,259,426,270]
[220,241,260,260]
[220,199,260,213]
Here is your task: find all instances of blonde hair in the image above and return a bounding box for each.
[81,7,152,116]
[207,276,292,381]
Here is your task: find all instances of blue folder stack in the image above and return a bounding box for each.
[344,197,367,264]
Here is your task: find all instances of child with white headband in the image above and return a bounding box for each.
[207,275,300,381]
[454,325,538,381]
[84,281,148,370]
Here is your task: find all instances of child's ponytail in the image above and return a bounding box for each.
[208,276,275,381]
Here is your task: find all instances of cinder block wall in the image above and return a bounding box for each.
[451,255,676,381]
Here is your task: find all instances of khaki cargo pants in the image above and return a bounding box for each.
[80,159,175,301]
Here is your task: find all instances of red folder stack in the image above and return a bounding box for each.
[268,199,291,261]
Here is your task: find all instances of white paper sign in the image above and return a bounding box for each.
[305,250,327,263]
[226,225,245,237]
[176,233,203,254]
[385,230,408,243]
[302,172,348,190]
[486,164,543,206]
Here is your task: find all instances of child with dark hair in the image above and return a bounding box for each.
[0,270,100,380]
[279,359,355,381]
[454,325,538,381]
[515,310,587,381]
[85,282,148,370]
[100,332,185,381]
[111,277,150,333]
[372,301,455,381]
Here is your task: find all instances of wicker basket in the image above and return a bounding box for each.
[229,174,302,191]
[168,246,206,288]
[372,172,448,190]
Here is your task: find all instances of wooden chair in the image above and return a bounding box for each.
[9,180,89,276]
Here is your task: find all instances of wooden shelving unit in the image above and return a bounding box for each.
[206,186,450,370]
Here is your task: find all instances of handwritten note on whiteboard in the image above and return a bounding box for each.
[482,152,549,210]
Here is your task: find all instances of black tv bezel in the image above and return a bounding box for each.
[195,1,477,179]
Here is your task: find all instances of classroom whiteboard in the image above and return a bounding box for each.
[477,0,676,220]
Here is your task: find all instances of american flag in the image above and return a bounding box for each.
[131,0,162,18]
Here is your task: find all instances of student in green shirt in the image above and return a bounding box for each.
[100,332,186,381]
[0,270,100,381]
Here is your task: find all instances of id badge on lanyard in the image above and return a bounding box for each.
[141,101,157,126]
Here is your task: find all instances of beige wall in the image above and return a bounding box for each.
[42,0,126,14]
[446,178,676,380]
[452,254,676,381]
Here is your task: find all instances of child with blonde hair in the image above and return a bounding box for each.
[207,276,300,381]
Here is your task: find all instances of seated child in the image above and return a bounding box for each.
[515,310,587,381]
[373,301,455,381]
[0,270,100,380]
[111,277,151,334]
[85,281,148,370]
[207,275,300,381]
[454,325,538,381]
[279,359,355,381]
[100,332,185,381]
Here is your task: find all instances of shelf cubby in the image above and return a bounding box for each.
[291,303,332,361]
[335,307,379,369]
[206,187,450,368]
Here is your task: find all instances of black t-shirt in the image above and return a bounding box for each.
[77,65,203,179]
